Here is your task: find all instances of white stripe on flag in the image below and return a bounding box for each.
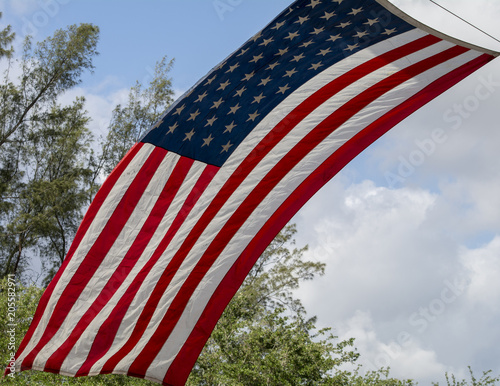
[31,148,177,370]
[92,42,473,379]
[141,49,483,381]
[123,39,453,338]
[84,160,209,375]
[16,144,156,366]
[15,26,482,379]
[53,157,206,376]
[102,38,460,377]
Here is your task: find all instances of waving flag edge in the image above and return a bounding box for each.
[7,1,499,385]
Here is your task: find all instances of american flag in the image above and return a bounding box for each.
[10,0,497,384]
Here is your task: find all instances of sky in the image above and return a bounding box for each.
[1,0,500,384]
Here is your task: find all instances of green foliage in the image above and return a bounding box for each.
[0,277,43,370]
[0,276,154,385]
[186,224,424,385]
[0,23,99,147]
[0,229,497,385]
[0,12,497,386]
[0,23,99,283]
[0,13,15,60]
[100,56,175,174]
[347,367,415,385]
[240,223,325,315]
[431,367,500,386]
[188,225,351,385]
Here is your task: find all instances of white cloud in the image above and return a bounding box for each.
[59,81,130,139]
[295,180,454,322]
[173,87,187,102]
[4,0,498,382]
[370,59,500,188]
[5,0,40,16]
[462,236,500,311]
[2,0,76,41]
[335,310,447,381]
[293,172,500,382]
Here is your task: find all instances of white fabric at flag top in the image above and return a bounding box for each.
[9,0,498,385]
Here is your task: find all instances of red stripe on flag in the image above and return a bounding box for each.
[13,142,145,368]
[43,156,195,373]
[164,52,495,386]
[128,45,470,375]
[21,146,168,370]
[76,162,219,377]
[88,36,442,375]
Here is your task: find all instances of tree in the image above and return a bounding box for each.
[432,367,500,386]
[0,225,401,385]
[0,276,150,385]
[0,15,497,386]
[81,55,175,215]
[0,23,99,148]
[99,56,175,175]
[0,13,14,60]
[187,224,415,385]
[1,226,497,385]
[0,23,99,283]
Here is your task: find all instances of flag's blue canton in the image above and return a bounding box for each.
[141,0,416,167]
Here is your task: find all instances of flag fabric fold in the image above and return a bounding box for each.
[9,0,498,385]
